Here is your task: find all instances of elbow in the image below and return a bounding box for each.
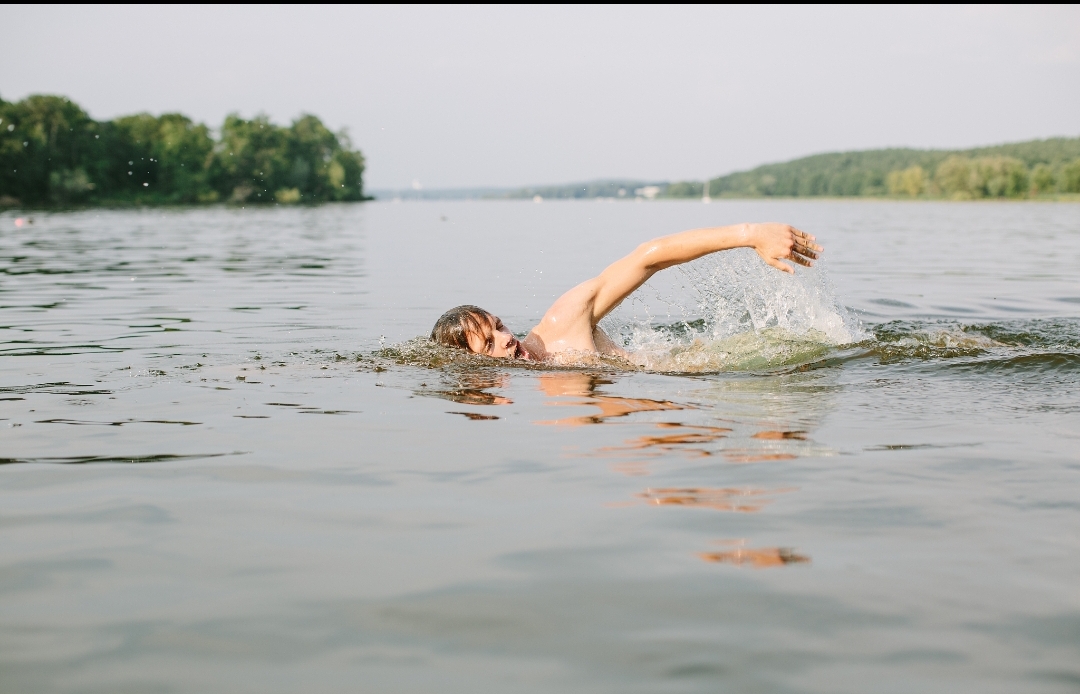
[636,241,667,272]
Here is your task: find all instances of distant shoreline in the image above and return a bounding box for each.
[367,190,1080,204]
[375,137,1080,204]
[7,196,1079,215]
[4,93,1077,209]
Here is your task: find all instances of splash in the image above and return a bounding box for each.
[607,249,865,373]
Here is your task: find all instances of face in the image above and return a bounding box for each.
[465,314,530,360]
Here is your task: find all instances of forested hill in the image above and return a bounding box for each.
[664,138,1080,199]
[0,94,367,207]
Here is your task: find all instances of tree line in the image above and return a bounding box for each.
[0,94,367,207]
[663,138,1080,200]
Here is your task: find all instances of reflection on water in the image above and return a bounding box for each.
[699,542,812,568]
[420,373,513,406]
[0,382,113,396]
[35,418,201,426]
[637,486,792,513]
[0,452,236,466]
[536,373,684,426]
[603,422,730,459]
[528,371,813,561]
[752,430,807,440]
[532,372,834,474]
[449,411,500,421]
[723,451,798,463]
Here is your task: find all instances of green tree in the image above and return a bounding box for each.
[0,95,100,205]
[1061,159,1080,193]
[1030,163,1056,195]
[935,156,973,199]
[286,115,365,202]
[934,156,1029,199]
[107,113,214,202]
[208,113,366,204]
[209,114,291,203]
[970,156,1028,198]
[887,165,927,197]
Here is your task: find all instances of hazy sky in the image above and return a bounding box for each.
[2,5,1078,190]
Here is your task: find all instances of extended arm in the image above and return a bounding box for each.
[527,223,821,356]
[586,222,821,323]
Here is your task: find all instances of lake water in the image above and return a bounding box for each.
[1,200,1078,693]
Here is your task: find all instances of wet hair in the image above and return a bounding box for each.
[430,305,494,352]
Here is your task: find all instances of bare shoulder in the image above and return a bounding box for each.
[528,279,601,353]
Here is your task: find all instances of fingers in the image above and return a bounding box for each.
[791,227,823,253]
[789,252,813,268]
[789,227,821,268]
[766,257,795,274]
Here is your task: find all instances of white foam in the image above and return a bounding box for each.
[604,249,866,372]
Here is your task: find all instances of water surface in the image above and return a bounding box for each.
[1,201,1078,693]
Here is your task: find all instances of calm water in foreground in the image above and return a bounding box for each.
[1,200,1078,693]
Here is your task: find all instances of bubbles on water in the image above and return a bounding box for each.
[872,321,1000,360]
[606,249,866,373]
[377,337,632,372]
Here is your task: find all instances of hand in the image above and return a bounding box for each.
[749,223,822,274]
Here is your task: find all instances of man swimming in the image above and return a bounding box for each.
[430,222,821,361]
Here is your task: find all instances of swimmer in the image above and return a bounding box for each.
[430,223,821,361]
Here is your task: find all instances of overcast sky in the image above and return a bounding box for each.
[2,5,1078,190]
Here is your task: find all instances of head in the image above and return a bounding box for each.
[430,305,529,359]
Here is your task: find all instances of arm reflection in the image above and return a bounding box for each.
[699,540,810,568]
[419,373,513,406]
[637,486,794,512]
[535,373,684,427]
[602,422,731,459]
[531,372,816,568]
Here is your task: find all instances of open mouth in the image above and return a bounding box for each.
[509,338,529,360]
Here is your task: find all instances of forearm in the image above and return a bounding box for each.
[636,223,756,271]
